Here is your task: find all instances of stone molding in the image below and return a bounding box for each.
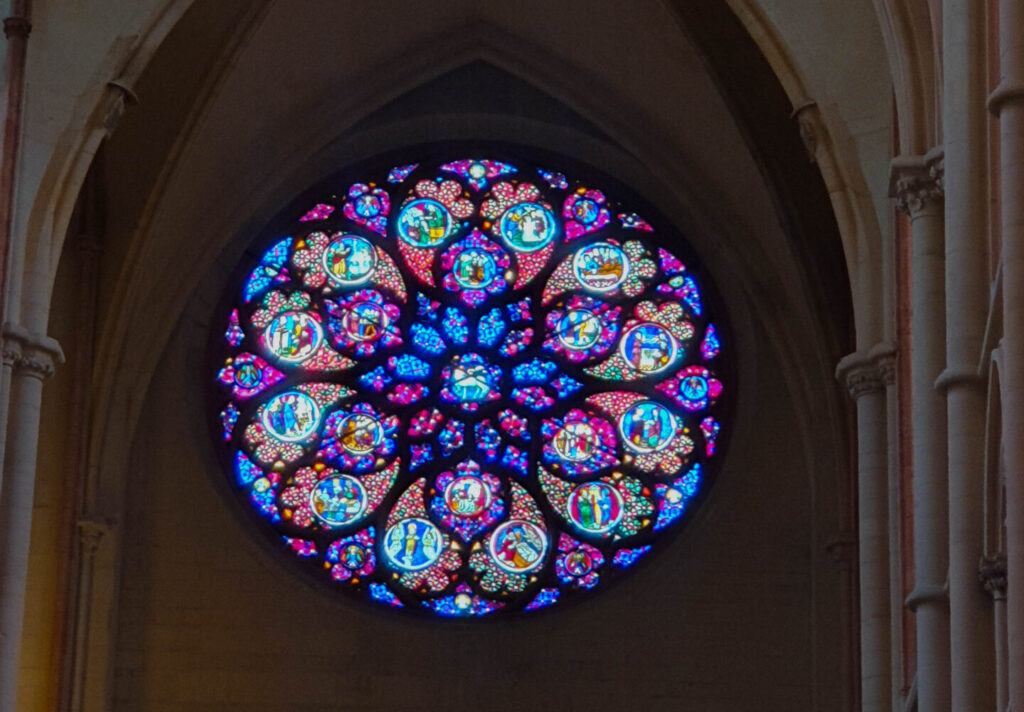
[934,366,985,395]
[836,343,897,400]
[790,99,819,163]
[904,582,949,611]
[890,150,945,216]
[988,79,1024,117]
[2,322,64,379]
[979,555,1007,600]
[2,16,30,40]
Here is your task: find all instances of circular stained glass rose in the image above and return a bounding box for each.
[212,157,727,617]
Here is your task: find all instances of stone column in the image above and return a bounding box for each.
[979,556,1008,712]
[0,329,62,712]
[989,0,1024,704]
[891,152,951,712]
[837,343,896,712]
[0,328,19,494]
[882,355,904,712]
[65,519,109,712]
[939,0,996,706]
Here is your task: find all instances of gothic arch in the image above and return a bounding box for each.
[26,3,863,707]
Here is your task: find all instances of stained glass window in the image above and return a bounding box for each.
[212,157,727,617]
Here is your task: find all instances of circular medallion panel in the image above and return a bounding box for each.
[323,234,377,286]
[384,518,444,571]
[489,520,548,573]
[500,202,556,252]
[619,323,678,374]
[444,476,492,518]
[572,242,629,292]
[556,309,602,350]
[567,482,624,534]
[311,475,367,526]
[263,311,323,363]
[260,392,320,442]
[397,198,452,247]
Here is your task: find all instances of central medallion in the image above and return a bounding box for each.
[440,353,502,411]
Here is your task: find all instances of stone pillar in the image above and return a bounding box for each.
[979,556,1008,712]
[940,0,996,706]
[989,0,1024,704]
[65,519,109,712]
[892,152,951,712]
[0,329,62,712]
[883,355,904,712]
[0,5,31,326]
[0,328,19,494]
[837,343,896,712]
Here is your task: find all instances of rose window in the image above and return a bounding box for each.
[212,157,727,617]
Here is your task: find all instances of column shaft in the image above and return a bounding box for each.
[992,0,1024,704]
[941,0,995,707]
[886,371,904,712]
[894,158,951,712]
[858,387,892,711]
[839,350,894,712]
[0,363,48,711]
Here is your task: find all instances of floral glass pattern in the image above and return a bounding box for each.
[213,158,727,617]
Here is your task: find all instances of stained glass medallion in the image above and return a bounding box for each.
[213,157,728,617]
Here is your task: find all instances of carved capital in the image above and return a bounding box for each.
[791,99,819,163]
[878,355,897,386]
[1,338,20,368]
[78,519,112,557]
[2,16,31,40]
[928,153,944,194]
[979,555,1007,600]
[18,349,57,379]
[846,368,885,399]
[890,152,944,216]
[2,323,64,379]
[836,344,897,399]
[103,79,139,137]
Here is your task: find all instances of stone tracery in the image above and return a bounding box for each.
[214,157,728,616]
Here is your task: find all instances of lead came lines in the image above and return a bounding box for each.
[213,157,726,616]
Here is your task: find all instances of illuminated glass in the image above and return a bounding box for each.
[212,157,727,616]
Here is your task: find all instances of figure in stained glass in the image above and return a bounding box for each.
[263,311,323,363]
[619,400,676,453]
[385,518,443,571]
[619,322,677,374]
[490,520,547,573]
[311,475,367,526]
[261,391,319,441]
[500,202,556,252]
[397,198,451,247]
[322,234,377,285]
[567,482,624,534]
[573,242,629,292]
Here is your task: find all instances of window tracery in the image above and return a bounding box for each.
[213,157,727,616]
